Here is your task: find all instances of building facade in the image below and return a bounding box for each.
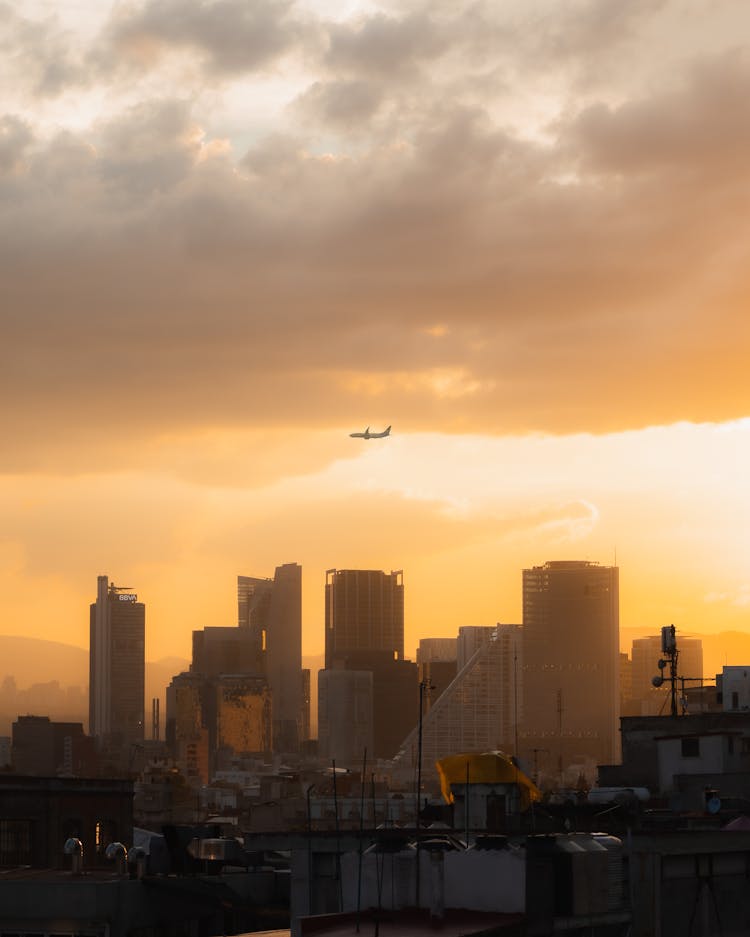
[321,569,412,761]
[317,669,373,765]
[521,560,619,783]
[215,674,272,757]
[238,563,302,752]
[89,575,145,757]
[393,624,522,790]
[165,671,209,783]
[12,715,97,777]
[416,637,458,665]
[324,569,404,668]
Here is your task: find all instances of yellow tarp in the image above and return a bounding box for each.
[436,750,542,811]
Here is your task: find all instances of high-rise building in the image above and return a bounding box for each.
[12,716,97,777]
[166,671,209,783]
[237,563,302,752]
[321,569,411,761]
[215,674,272,757]
[457,626,496,671]
[393,624,523,788]
[165,563,301,774]
[417,637,458,665]
[325,569,404,668]
[89,575,145,755]
[192,626,259,677]
[417,637,459,714]
[318,669,373,765]
[521,560,619,782]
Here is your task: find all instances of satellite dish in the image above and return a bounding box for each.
[707,796,721,815]
[652,675,664,688]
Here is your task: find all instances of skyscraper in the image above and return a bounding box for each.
[521,560,619,782]
[237,563,302,752]
[89,575,145,754]
[393,624,522,788]
[321,569,411,761]
[325,569,404,668]
[318,669,373,765]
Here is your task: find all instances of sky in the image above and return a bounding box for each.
[2,0,750,665]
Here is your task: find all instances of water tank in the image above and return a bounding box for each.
[592,833,625,910]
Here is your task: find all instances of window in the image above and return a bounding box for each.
[681,737,700,758]
[94,819,117,854]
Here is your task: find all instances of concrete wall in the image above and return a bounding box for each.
[339,846,525,916]
[657,735,723,793]
[721,667,750,712]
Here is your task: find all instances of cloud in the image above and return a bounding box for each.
[0,115,33,174]
[1,4,750,472]
[293,79,384,131]
[0,5,89,98]
[567,51,750,176]
[106,0,312,77]
[324,10,448,80]
[705,586,750,608]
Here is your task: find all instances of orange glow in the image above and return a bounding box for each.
[0,422,747,674]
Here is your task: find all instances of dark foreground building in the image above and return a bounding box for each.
[0,774,133,869]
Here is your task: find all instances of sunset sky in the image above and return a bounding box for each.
[2,0,750,666]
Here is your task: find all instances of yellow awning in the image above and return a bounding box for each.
[436,750,542,811]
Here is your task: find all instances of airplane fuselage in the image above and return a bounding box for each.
[350,425,391,439]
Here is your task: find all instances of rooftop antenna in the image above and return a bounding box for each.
[652,625,678,717]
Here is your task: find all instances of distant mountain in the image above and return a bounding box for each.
[0,635,88,687]
[0,634,189,726]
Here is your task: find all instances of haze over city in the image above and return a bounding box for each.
[2,0,750,665]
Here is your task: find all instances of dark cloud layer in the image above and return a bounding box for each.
[2,1,750,469]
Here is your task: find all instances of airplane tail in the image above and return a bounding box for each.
[384,425,391,435]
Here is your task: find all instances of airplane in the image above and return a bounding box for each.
[349,425,391,439]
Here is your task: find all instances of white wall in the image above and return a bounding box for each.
[721,667,750,711]
[340,845,525,915]
[657,735,723,793]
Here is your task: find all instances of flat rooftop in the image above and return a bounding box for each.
[299,909,524,936]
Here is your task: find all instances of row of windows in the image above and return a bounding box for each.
[526,663,602,672]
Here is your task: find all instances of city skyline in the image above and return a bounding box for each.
[1,538,749,665]
[1,2,750,662]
